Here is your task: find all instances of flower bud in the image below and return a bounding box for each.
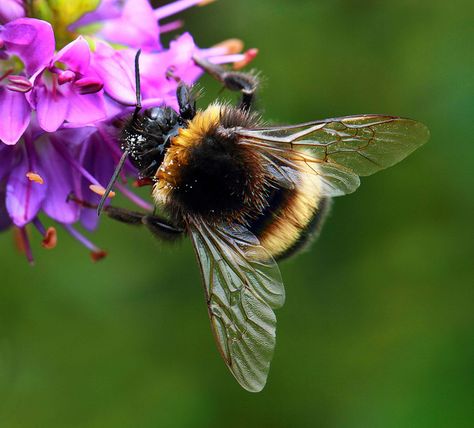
[58,70,76,84]
[74,77,104,95]
[6,75,33,93]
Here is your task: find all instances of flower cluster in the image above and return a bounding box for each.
[0,0,256,263]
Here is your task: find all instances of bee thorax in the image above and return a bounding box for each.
[153,104,267,223]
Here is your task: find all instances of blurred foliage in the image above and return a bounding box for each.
[29,0,100,45]
[1,0,473,427]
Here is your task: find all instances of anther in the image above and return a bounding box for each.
[74,77,104,95]
[90,250,108,262]
[41,227,57,249]
[213,39,244,55]
[233,48,259,70]
[7,75,33,93]
[26,172,44,184]
[199,0,216,6]
[89,184,116,198]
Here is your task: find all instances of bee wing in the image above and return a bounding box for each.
[187,217,285,392]
[237,115,429,196]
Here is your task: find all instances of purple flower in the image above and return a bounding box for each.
[0,0,258,263]
[0,18,54,74]
[0,18,54,144]
[0,0,25,24]
[73,0,216,51]
[28,36,107,132]
[2,125,94,227]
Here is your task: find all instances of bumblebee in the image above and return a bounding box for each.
[97,51,429,392]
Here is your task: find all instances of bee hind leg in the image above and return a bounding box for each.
[193,56,258,111]
[105,206,184,242]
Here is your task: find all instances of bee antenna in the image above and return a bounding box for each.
[132,49,142,123]
[98,50,143,216]
[97,150,129,216]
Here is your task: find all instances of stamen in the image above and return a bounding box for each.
[212,39,244,55]
[52,73,58,100]
[0,68,13,82]
[26,172,44,184]
[63,224,107,262]
[24,140,38,224]
[233,48,259,70]
[16,227,34,265]
[155,0,217,20]
[115,182,154,211]
[67,193,97,209]
[209,54,246,65]
[89,184,116,198]
[160,20,184,34]
[32,217,46,235]
[51,138,104,188]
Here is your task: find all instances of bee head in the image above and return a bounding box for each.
[121,106,182,178]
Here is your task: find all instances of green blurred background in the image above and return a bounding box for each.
[1,1,473,427]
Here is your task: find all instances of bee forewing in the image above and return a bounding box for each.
[237,115,430,177]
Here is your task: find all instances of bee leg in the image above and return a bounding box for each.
[102,206,144,225]
[142,215,184,241]
[68,194,184,241]
[105,206,184,242]
[177,83,196,121]
[193,56,258,111]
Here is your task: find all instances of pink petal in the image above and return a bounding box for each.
[35,85,68,132]
[54,36,90,74]
[0,87,31,144]
[0,145,14,181]
[74,77,103,95]
[70,0,123,29]
[99,0,160,50]
[137,33,199,99]
[80,132,115,231]
[6,151,47,227]
[2,18,55,74]
[91,43,136,105]
[0,0,26,24]
[47,126,97,147]
[65,90,107,125]
[37,138,80,224]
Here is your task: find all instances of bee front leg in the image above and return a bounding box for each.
[177,83,197,121]
[193,56,258,112]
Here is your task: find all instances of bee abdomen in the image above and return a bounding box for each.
[248,179,331,261]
